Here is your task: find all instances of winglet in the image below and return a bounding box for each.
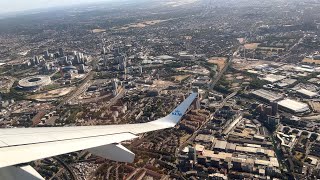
[150,92,198,127]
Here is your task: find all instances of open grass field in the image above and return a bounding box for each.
[244,43,260,49]
[173,75,190,81]
[29,87,75,100]
[118,20,168,30]
[208,57,227,71]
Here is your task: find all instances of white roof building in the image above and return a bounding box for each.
[296,88,318,98]
[277,99,310,113]
[262,74,286,83]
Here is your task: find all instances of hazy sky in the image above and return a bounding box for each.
[0,0,113,14]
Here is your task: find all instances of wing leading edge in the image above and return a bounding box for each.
[0,92,197,179]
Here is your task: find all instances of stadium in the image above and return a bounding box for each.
[18,75,52,91]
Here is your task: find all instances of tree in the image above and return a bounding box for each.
[249,79,268,89]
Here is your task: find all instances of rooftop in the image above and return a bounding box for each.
[251,89,283,102]
[195,144,205,152]
[195,134,215,143]
[277,99,310,113]
[262,74,286,83]
[214,140,228,150]
[296,88,318,98]
[202,151,232,159]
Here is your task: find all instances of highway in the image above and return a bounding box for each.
[55,71,93,109]
[209,56,232,89]
[53,157,77,180]
[101,88,126,110]
[55,55,100,109]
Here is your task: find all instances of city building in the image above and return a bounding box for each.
[251,89,283,103]
[277,99,310,113]
[295,88,318,98]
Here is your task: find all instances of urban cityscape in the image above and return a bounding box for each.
[0,0,320,179]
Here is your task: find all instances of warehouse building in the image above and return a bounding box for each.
[251,89,283,103]
[277,99,310,113]
[296,88,318,99]
[261,74,286,83]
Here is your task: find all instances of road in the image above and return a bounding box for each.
[222,113,243,136]
[209,57,232,89]
[53,157,77,180]
[66,73,94,105]
[54,71,93,109]
[106,166,113,179]
[177,90,238,151]
[100,88,126,110]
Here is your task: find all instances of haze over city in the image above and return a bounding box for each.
[0,0,116,14]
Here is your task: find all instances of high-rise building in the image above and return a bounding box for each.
[77,54,81,64]
[34,56,40,65]
[112,79,119,96]
[265,106,273,116]
[79,53,84,60]
[103,56,108,67]
[29,58,35,66]
[114,48,120,56]
[271,101,278,116]
[102,46,106,55]
[59,48,64,57]
[79,64,85,74]
[60,56,68,65]
[116,55,127,71]
[123,68,127,80]
[44,50,50,59]
[42,63,51,74]
[113,79,118,91]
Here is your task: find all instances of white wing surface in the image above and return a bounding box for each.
[0,92,197,179]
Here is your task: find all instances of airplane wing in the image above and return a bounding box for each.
[0,92,197,180]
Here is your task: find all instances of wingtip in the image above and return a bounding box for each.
[149,92,198,127]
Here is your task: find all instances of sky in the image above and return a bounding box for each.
[0,0,114,14]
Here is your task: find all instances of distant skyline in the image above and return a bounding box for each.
[0,0,114,14]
